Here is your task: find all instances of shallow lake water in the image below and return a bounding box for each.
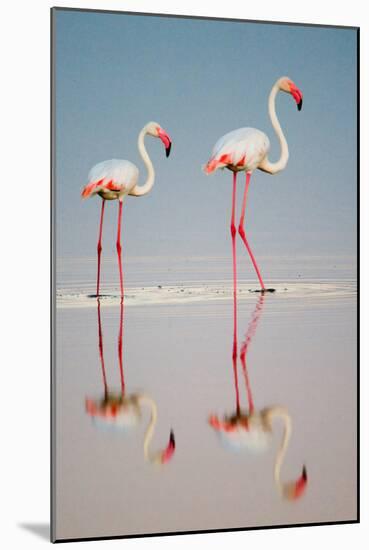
[54,257,357,540]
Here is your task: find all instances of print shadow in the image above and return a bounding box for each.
[18,523,50,541]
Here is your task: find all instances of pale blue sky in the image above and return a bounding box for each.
[54,9,357,261]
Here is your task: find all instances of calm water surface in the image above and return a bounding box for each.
[54,258,357,540]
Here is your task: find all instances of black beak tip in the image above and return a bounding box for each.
[297,98,303,111]
[165,142,172,158]
[302,465,307,481]
[169,429,175,446]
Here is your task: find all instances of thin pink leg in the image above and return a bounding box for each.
[96,199,106,297]
[116,200,124,298]
[231,171,238,340]
[118,297,125,395]
[238,172,266,291]
[97,298,108,399]
[230,173,240,414]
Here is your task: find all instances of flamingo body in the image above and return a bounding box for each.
[203,76,303,291]
[205,128,270,174]
[81,121,172,297]
[82,159,139,200]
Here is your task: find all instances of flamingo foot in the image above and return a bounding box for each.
[251,288,276,293]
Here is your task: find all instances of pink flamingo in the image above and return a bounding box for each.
[204,77,303,293]
[81,122,172,297]
[85,299,175,466]
[209,295,308,501]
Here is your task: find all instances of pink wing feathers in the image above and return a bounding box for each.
[204,127,270,174]
[82,159,139,198]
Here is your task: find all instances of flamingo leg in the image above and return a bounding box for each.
[118,297,125,394]
[230,172,240,414]
[231,171,238,330]
[96,199,106,297]
[238,172,266,291]
[116,200,124,298]
[97,298,108,399]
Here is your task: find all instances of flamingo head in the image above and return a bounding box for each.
[146,121,172,157]
[278,77,303,111]
[282,465,308,501]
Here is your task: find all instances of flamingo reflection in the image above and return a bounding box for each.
[85,299,175,466]
[209,295,308,501]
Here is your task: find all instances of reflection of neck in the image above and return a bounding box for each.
[138,394,159,463]
[264,406,292,493]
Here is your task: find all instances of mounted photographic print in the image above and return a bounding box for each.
[51,7,359,543]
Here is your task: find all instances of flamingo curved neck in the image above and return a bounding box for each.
[259,83,289,175]
[130,127,155,196]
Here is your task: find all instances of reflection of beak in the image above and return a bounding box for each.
[284,465,308,500]
[158,128,172,157]
[161,429,176,464]
[294,465,308,498]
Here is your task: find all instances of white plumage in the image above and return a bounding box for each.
[203,76,303,291]
[210,127,270,173]
[81,121,172,297]
[87,159,139,200]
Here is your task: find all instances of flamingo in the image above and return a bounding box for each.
[204,76,303,293]
[81,122,172,298]
[208,295,308,501]
[85,299,175,466]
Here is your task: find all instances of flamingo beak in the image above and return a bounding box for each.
[161,429,176,464]
[158,128,172,157]
[290,83,303,111]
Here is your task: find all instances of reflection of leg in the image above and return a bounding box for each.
[118,298,125,394]
[238,172,265,290]
[233,342,240,416]
[116,200,124,297]
[230,172,240,415]
[96,199,105,297]
[240,295,265,413]
[97,299,108,399]
[240,353,254,414]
